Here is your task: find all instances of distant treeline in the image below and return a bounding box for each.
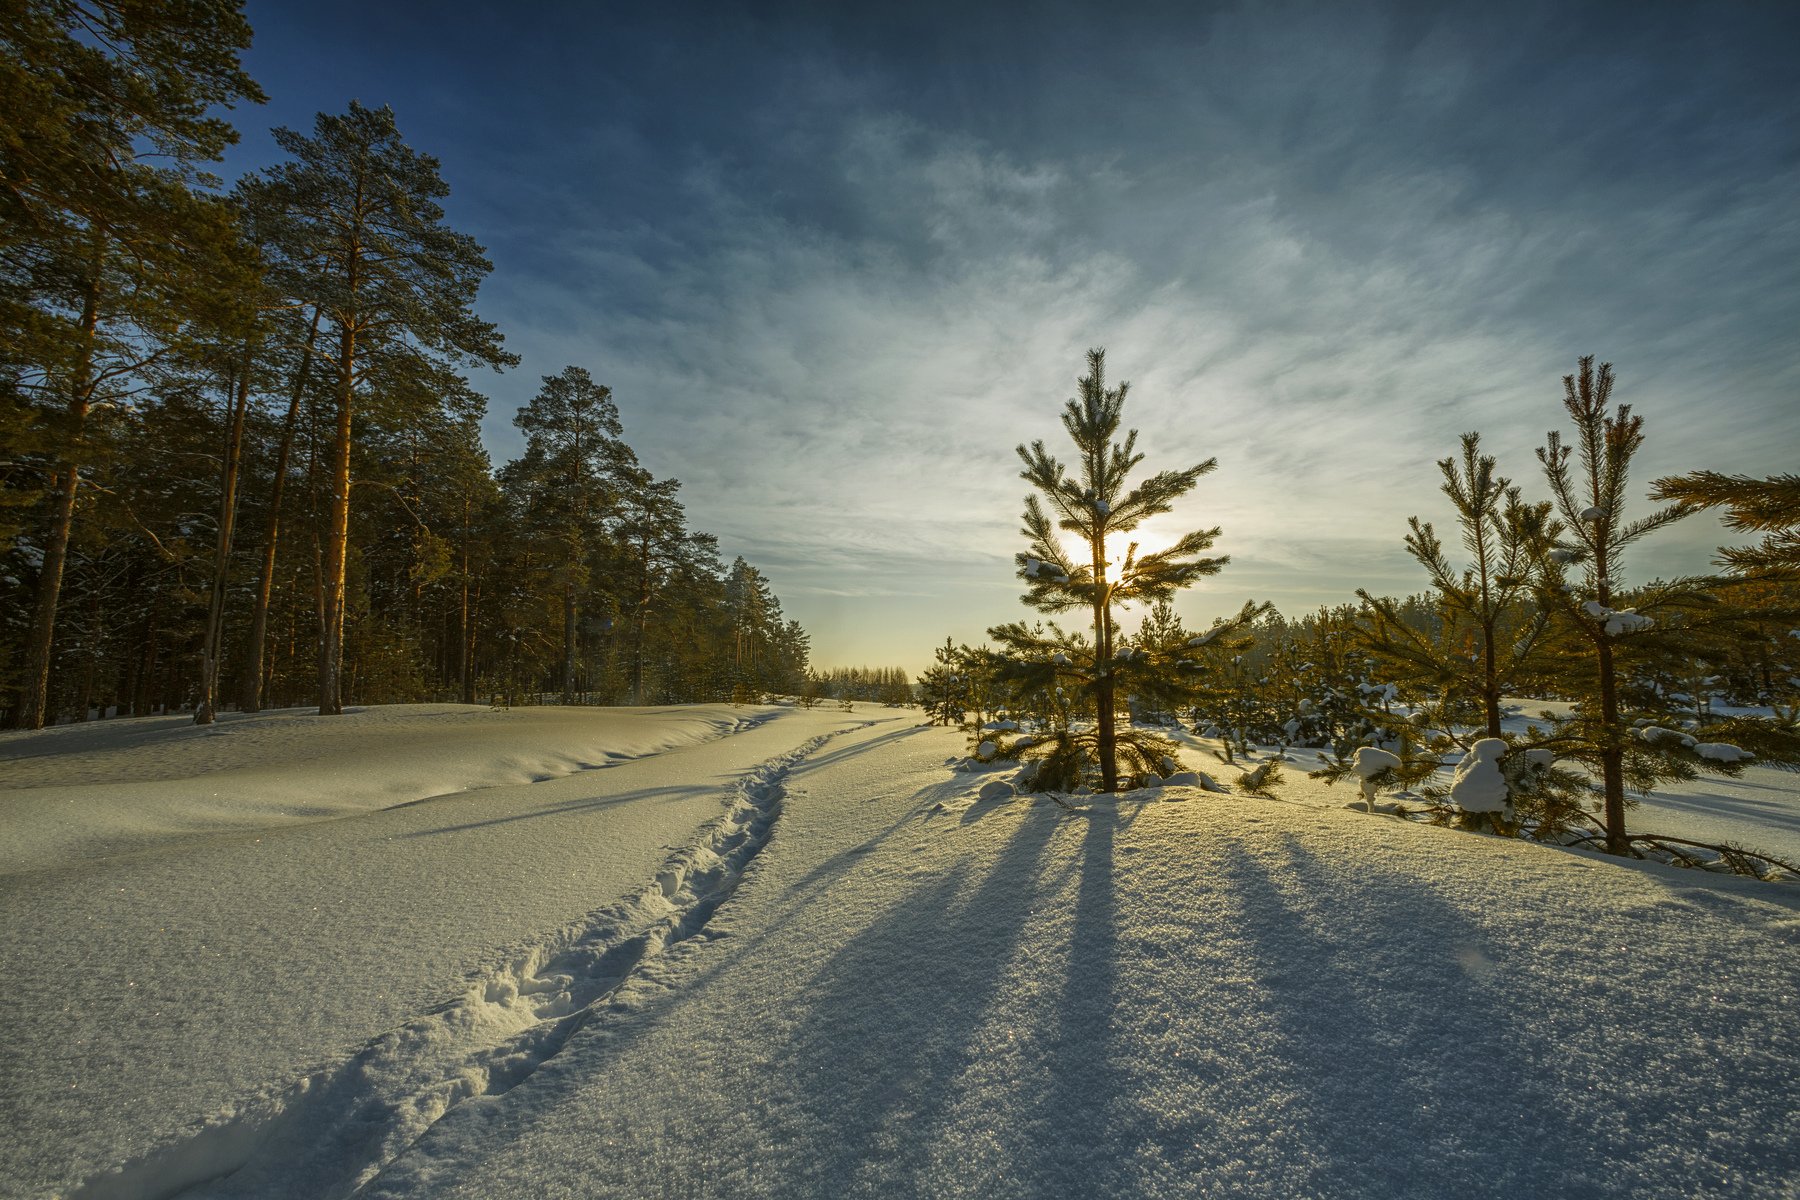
[0,4,808,727]
[808,666,914,705]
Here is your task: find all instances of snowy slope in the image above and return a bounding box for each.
[6,709,1797,1199]
[0,703,766,874]
[0,705,877,1200]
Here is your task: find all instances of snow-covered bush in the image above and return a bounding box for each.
[1348,746,1401,809]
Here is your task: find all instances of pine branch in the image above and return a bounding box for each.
[1718,536,1800,573]
[1616,501,1694,548]
[1652,471,1800,531]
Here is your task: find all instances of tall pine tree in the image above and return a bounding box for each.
[249,102,515,714]
[2,0,262,728]
[610,465,688,705]
[506,365,629,703]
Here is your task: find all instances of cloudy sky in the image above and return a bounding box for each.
[228,0,1800,673]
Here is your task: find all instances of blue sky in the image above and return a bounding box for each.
[226,1,1800,673]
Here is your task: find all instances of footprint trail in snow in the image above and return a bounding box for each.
[70,722,876,1200]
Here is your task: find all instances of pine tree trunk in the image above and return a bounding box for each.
[632,605,648,705]
[631,544,649,705]
[19,464,81,729]
[1091,548,1118,793]
[463,584,481,705]
[1593,539,1628,855]
[1474,510,1503,739]
[306,405,326,647]
[318,324,355,716]
[196,345,256,725]
[123,639,139,716]
[75,584,102,721]
[457,499,474,704]
[562,580,577,704]
[242,308,319,713]
[1481,616,1502,738]
[133,607,160,717]
[1597,637,1627,854]
[160,648,179,714]
[119,591,141,717]
[14,275,101,730]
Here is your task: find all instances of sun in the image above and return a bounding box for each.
[1107,514,1182,572]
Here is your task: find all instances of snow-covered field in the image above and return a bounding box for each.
[0,703,769,874]
[2,704,1796,1199]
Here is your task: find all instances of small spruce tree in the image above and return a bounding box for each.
[918,637,967,726]
[1358,433,1552,738]
[988,348,1234,792]
[1531,357,1799,855]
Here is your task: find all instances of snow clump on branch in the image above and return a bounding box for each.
[1583,601,1653,635]
[1694,743,1755,763]
[1350,747,1402,809]
[1449,739,1512,817]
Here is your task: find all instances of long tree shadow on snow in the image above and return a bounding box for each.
[397,723,925,841]
[1638,780,1800,841]
[1196,835,1595,1199]
[778,798,1065,1194]
[394,784,712,837]
[794,721,920,771]
[1028,799,1125,1195]
[779,774,988,898]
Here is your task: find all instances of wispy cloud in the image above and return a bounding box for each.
[238,1,1800,670]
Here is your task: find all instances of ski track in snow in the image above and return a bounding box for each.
[68,720,872,1200]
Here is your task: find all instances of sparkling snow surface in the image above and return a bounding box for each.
[3,706,1797,1199]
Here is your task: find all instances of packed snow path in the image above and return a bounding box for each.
[0,705,878,1200]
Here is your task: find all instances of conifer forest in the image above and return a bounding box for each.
[1,6,811,728]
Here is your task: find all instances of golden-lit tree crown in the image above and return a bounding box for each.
[1011,348,1225,616]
